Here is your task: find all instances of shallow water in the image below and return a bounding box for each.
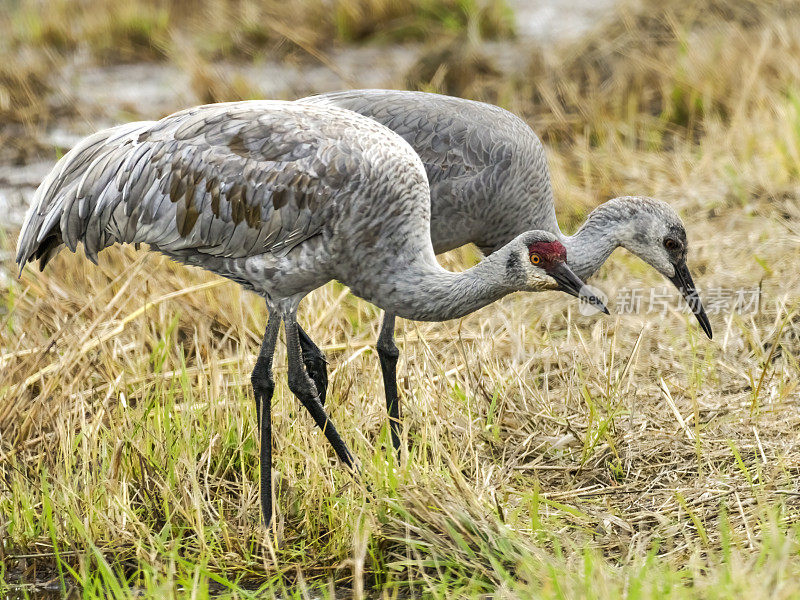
[0,0,615,234]
[509,0,614,41]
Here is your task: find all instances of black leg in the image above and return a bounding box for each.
[251,312,281,527]
[377,313,402,457]
[298,325,329,405]
[284,313,355,470]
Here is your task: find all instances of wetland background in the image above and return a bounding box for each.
[2,0,800,597]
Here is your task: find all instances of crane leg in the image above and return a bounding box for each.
[251,311,281,527]
[377,313,402,458]
[297,326,328,405]
[284,313,356,470]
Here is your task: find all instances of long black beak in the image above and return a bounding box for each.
[668,260,713,339]
[550,263,610,315]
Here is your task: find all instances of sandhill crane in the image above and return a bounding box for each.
[15,101,607,525]
[301,89,713,454]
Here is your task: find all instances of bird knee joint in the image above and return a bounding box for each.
[252,379,274,401]
[287,370,314,399]
[251,358,274,392]
[377,340,399,360]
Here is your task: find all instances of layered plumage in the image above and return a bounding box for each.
[18,102,423,302]
[301,89,712,454]
[16,100,605,525]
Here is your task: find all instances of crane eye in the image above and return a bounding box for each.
[664,238,679,251]
[530,254,542,265]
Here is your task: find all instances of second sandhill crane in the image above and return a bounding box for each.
[15,101,607,526]
[302,89,713,454]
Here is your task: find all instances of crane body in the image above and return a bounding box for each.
[302,89,712,453]
[16,100,606,525]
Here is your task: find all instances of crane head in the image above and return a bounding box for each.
[515,234,609,314]
[611,197,712,339]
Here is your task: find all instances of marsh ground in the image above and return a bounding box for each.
[1,0,800,597]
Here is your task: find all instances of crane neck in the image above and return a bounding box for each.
[559,200,635,281]
[345,248,518,323]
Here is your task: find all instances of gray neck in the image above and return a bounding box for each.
[559,200,631,281]
[352,250,516,322]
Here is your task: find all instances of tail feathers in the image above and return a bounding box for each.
[33,232,64,271]
[15,120,154,275]
[15,192,67,276]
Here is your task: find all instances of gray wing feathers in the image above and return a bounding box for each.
[302,89,526,190]
[15,121,152,271]
[16,102,361,272]
[300,90,565,250]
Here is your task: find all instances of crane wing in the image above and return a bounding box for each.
[300,89,523,189]
[17,102,359,270]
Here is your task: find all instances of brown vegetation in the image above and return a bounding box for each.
[1,0,800,597]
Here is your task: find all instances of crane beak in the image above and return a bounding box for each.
[550,263,610,315]
[668,260,713,339]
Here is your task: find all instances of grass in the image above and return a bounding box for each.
[2,0,800,597]
[0,0,514,151]
[3,0,514,63]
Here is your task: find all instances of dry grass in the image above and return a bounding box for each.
[0,49,64,165]
[5,0,513,63]
[2,0,800,597]
[0,50,52,125]
[404,35,504,100]
[0,0,513,158]
[520,1,797,147]
[514,0,800,222]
